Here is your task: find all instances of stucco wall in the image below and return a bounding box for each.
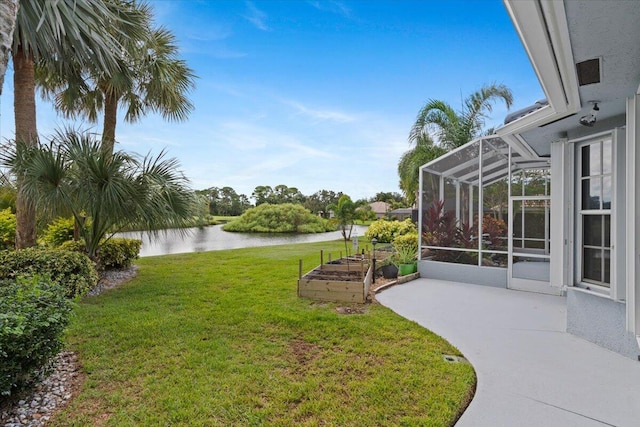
[418,260,507,288]
[567,289,640,360]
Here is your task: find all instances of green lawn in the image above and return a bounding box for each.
[54,240,475,426]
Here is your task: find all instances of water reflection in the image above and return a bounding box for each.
[118,225,369,257]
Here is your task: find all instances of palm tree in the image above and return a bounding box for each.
[2,129,194,262]
[0,0,18,96]
[9,0,145,248]
[409,83,513,150]
[397,134,446,205]
[39,2,196,155]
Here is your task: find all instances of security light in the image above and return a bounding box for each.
[579,102,599,127]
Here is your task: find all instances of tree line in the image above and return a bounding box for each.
[195,185,407,217]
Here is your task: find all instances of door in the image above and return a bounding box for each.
[508,195,560,294]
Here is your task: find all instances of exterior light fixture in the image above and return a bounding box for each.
[579,101,600,127]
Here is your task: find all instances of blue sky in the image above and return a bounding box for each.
[0,0,543,201]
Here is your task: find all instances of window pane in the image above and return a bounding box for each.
[602,176,612,209]
[604,215,611,247]
[582,179,601,209]
[582,144,600,177]
[583,215,602,246]
[602,139,612,174]
[583,248,602,282]
[603,250,611,286]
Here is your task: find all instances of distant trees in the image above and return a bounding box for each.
[196,186,251,216]
[304,190,343,217]
[251,184,305,206]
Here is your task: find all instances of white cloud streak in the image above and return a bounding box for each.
[244,2,269,31]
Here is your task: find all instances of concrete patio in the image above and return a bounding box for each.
[377,279,640,426]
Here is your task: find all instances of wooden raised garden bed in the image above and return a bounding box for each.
[298,253,373,304]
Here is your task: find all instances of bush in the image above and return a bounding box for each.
[223,203,333,233]
[365,218,416,243]
[98,238,142,269]
[0,276,73,396]
[60,238,142,270]
[42,217,75,247]
[0,248,98,298]
[0,207,16,250]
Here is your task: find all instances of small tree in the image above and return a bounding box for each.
[328,195,366,257]
[2,129,194,262]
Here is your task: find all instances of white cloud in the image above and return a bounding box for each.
[244,2,269,31]
[281,99,356,123]
[307,0,351,18]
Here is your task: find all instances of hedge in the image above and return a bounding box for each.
[0,276,73,396]
[0,248,98,298]
[60,238,142,270]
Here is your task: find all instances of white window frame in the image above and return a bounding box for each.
[574,133,615,296]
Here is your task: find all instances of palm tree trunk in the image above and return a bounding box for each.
[13,46,38,248]
[0,0,18,96]
[101,91,118,155]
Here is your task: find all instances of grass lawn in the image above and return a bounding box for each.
[54,240,475,426]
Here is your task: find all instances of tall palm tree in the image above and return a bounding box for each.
[10,0,145,248]
[397,134,447,205]
[2,129,194,261]
[409,83,513,150]
[0,0,18,96]
[39,1,196,155]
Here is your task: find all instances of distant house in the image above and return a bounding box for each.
[418,0,640,359]
[369,201,390,218]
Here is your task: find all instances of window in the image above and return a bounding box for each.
[577,138,612,288]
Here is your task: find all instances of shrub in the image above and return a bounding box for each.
[365,218,416,243]
[98,238,142,269]
[60,238,142,270]
[224,203,333,233]
[0,276,73,396]
[0,248,98,298]
[42,217,75,247]
[0,207,16,250]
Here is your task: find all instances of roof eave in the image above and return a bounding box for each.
[499,0,581,141]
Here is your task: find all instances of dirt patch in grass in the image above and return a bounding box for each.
[289,339,321,366]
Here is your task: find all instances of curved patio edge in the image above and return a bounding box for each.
[377,278,640,427]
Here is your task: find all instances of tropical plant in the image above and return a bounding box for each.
[39,1,196,155]
[397,134,447,205]
[9,0,145,248]
[365,218,416,243]
[0,0,18,95]
[328,195,365,243]
[0,206,15,249]
[409,83,513,150]
[1,129,194,261]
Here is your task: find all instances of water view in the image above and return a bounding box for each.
[118,224,369,257]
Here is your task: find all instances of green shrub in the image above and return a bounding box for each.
[98,238,142,269]
[365,218,416,243]
[0,276,73,396]
[0,207,16,250]
[60,238,142,270]
[224,203,333,233]
[392,232,419,265]
[0,248,98,298]
[42,217,75,247]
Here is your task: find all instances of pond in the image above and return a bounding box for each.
[118,224,369,257]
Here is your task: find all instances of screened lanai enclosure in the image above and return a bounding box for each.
[418,136,558,293]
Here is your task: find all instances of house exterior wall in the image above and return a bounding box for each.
[567,289,640,359]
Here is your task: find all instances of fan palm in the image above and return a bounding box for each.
[9,0,145,248]
[397,134,447,205]
[0,0,18,95]
[409,83,513,150]
[39,1,196,155]
[2,129,195,261]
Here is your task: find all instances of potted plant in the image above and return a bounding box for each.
[392,233,418,276]
[379,257,398,279]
